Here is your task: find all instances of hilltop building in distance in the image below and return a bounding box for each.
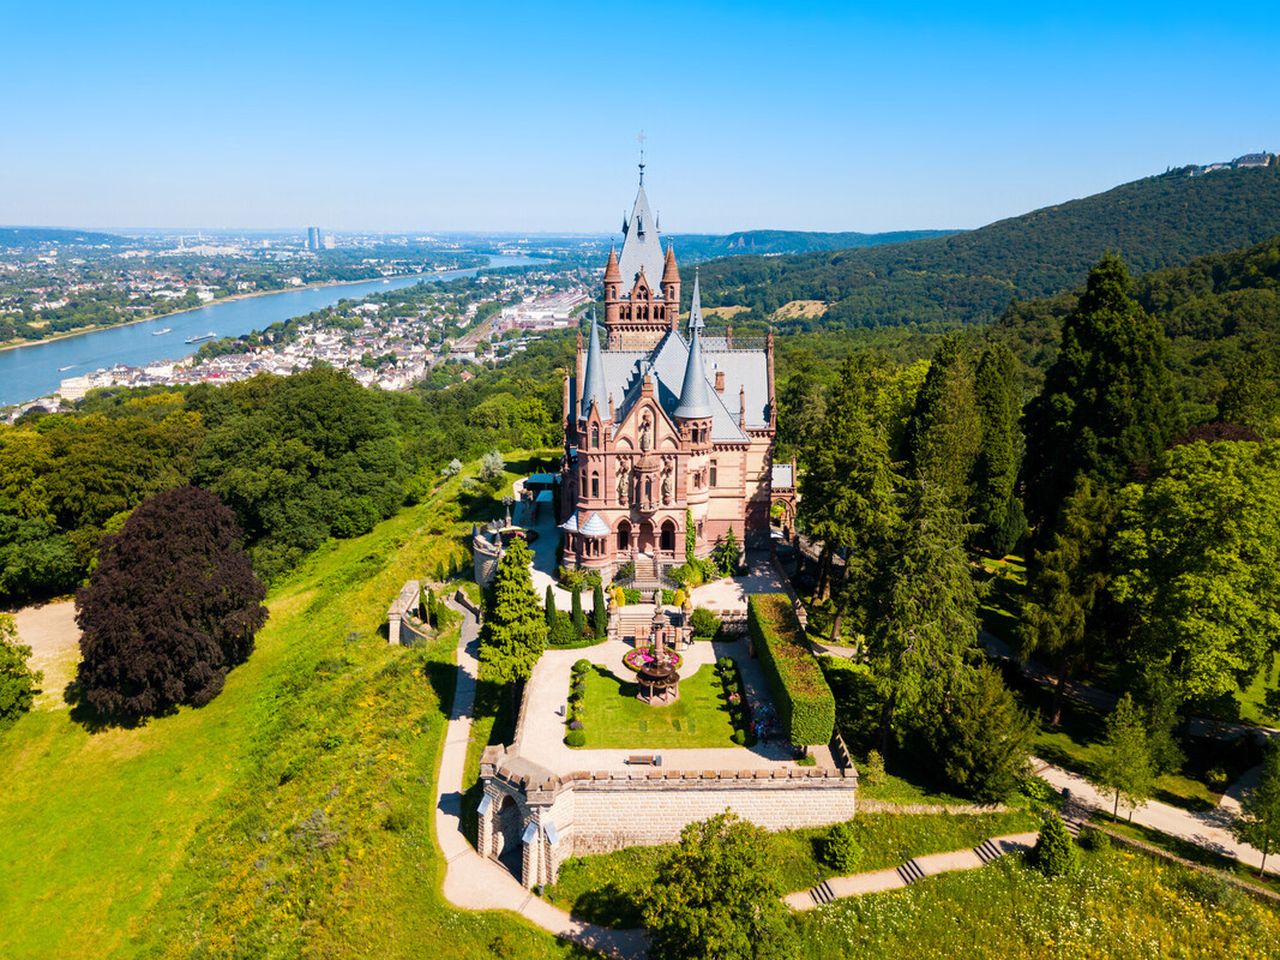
[558,166,792,580]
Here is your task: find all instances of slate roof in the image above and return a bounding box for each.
[560,510,609,537]
[616,182,667,297]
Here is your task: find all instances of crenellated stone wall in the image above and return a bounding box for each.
[478,746,858,888]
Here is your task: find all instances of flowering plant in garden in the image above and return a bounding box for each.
[623,647,683,672]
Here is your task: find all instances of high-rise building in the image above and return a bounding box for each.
[306,226,322,251]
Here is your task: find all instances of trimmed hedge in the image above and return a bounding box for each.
[748,594,835,748]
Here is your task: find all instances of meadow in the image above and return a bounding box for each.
[0,458,574,960]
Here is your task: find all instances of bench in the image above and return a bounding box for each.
[625,754,662,766]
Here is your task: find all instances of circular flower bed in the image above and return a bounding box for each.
[623,647,683,672]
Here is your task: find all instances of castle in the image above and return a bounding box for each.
[559,168,784,578]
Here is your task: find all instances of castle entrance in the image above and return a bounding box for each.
[637,520,655,555]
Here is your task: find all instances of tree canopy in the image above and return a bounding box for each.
[642,812,795,960]
[478,536,547,686]
[75,486,267,723]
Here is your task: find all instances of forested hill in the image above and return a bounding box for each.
[671,228,956,260]
[0,226,126,248]
[696,164,1280,329]
[993,233,1280,425]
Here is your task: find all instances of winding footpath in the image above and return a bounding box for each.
[433,597,648,959]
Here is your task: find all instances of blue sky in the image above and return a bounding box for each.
[3,1,1277,233]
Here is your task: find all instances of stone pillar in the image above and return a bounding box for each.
[387,613,402,646]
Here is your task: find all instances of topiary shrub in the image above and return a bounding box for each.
[568,719,583,730]
[748,595,835,748]
[564,728,586,747]
[1031,813,1080,877]
[572,659,591,675]
[1077,825,1111,852]
[690,607,722,640]
[820,822,862,873]
[732,729,746,745]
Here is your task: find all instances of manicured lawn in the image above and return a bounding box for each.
[1238,651,1280,726]
[544,810,1040,927]
[0,456,572,960]
[573,663,738,749]
[794,847,1280,959]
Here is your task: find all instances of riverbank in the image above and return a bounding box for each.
[0,264,484,355]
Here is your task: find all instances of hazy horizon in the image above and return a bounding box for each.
[4,2,1278,234]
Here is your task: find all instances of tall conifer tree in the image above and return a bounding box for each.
[972,342,1026,555]
[479,537,547,686]
[1022,254,1183,546]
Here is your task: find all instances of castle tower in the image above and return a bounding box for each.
[604,164,678,349]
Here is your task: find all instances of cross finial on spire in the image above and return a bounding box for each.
[637,130,647,184]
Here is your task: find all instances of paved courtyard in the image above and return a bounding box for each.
[513,635,832,774]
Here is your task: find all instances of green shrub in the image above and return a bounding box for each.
[623,587,642,604]
[863,750,886,785]
[1178,869,1237,908]
[820,822,862,873]
[716,656,734,672]
[1019,774,1059,805]
[1031,813,1079,877]
[732,729,746,745]
[382,806,412,832]
[1077,825,1111,852]
[572,659,591,675]
[690,607,722,640]
[748,594,835,747]
[564,729,586,747]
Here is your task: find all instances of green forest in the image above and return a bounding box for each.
[697,165,1280,329]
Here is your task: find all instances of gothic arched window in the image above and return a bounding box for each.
[591,424,600,449]
[591,472,599,499]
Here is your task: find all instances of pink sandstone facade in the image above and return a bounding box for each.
[559,172,784,577]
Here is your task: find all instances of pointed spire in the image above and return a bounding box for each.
[580,313,608,420]
[604,245,621,284]
[687,268,705,333]
[662,244,679,285]
[673,320,713,421]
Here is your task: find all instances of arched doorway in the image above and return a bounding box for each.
[638,520,655,556]
[617,519,632,553]
[493,794,524,878]
[660,519,676,555]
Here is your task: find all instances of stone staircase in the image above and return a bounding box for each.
[895,858,926,885]
[807,879,837,907]
[973,837,1005,864]
[630,555,663,594]
[613,605,656,644]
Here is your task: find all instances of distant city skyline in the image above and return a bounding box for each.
[4,2,1278,234]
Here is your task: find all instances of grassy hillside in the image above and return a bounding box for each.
[697,165,1280,329]
[0,457,571,960]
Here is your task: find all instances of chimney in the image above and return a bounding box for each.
[714,370,725,393]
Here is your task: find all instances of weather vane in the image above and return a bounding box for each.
[637,130,647,184]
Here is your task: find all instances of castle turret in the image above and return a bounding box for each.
[661,244,680,330]
[580,316,609,421]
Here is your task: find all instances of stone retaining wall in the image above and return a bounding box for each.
[479,747,858,888]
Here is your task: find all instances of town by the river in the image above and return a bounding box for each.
[0,254,538,406]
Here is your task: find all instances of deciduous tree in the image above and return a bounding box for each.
[1233,740,1280,876]
[1110,440,1280,702]
[75,486,267,722]
[0,613,42,728]
[643,812,795,960]
[1090,693,1155,820]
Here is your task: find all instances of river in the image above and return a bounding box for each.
[0,254,541,407]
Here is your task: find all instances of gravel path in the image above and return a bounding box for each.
[11,600,80,709]
[433,596,648,959]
